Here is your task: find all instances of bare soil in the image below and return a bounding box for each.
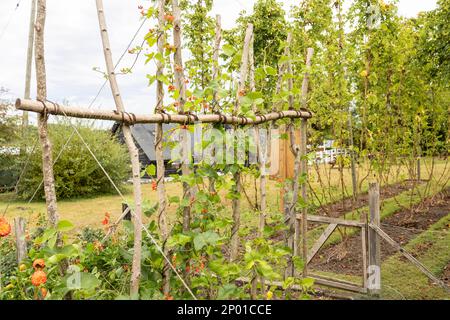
[314,180,425,218]
[309,188,450,276]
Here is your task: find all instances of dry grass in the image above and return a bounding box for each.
[0,158,447,231]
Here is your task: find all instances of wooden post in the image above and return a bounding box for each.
[14,217,27,263]
[300,118,308,277]
[368,182,381,295]
[156,0,170,296]
[35,0,59,228]
[208,14,222,194]
[417,157,421,181]
[299,49,314,277]
[23,0,37,128]
[172,0,195,233]
[122,203,131,221]
[348,110,358,200]
[230,23,253,262]
[95,0,143,296]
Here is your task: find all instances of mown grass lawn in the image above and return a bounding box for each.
[2,159,445,231]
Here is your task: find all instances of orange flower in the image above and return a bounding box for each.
[164,14,175,23]
[168,85,176,92]
[102,212,110,225]
[174,64,183,72]
[201,208,208,214]
[40,287,48,298]
[238,89,247,97]
[152,180,157,191]
[165,294,174,300]
[33,259,45,270]
[0,218,11,238]
[31,270,47,287]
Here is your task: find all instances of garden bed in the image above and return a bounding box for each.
[309,188,450,276]
[314,180,425,218]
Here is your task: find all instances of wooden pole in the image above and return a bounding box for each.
[172,0,195,233]
[348,110,358,199]
[285,32,297,278]
[95,0,142,296]
[156,0,170,296]
[300,49,313,278]
[229,23,253,262]
[209,14,221,194]
[23,0,37,128]
[284,46,313,278]
[35,0,59,228]
[15,98,311,123]
[14,217,27,263]
[212,14,221,108]
[368,182,381,295]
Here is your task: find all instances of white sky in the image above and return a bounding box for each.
[0,0,438,126]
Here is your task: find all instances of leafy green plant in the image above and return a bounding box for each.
[16,122,130,200]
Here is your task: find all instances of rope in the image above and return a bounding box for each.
[0,0,23,43]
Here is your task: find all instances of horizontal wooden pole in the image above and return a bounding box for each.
[15,98,312,125]
[297,214,365,228]
[308,273,368,294]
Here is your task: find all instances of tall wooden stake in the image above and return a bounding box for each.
[14,217,27,263]
[209,14,222,194]
[230,23,253,262]
[368,182,381,296]
[23,0,37,128]
[35,0,59,228]
[285,32,297,278]
[300,49,313,278]
[172,0,195,233]
[156,0,170,296]
[95,0,142,296]
[285,44,313,278]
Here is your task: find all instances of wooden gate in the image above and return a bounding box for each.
[298,214,369,294]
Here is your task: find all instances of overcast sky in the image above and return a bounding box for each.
[0,0,437,126]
